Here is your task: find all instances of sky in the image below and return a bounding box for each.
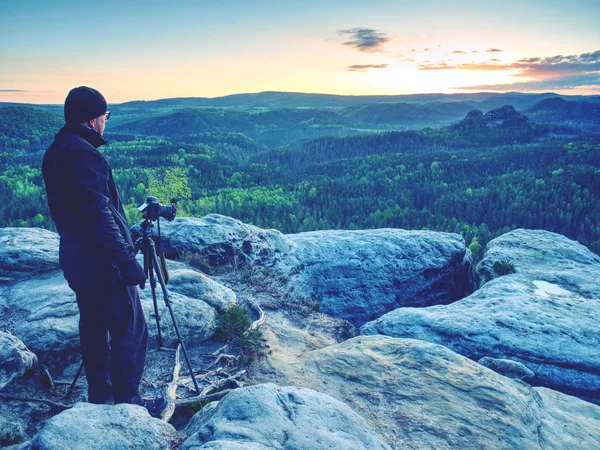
[1,0,599,104]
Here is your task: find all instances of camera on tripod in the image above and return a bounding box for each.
[138,196,177,221]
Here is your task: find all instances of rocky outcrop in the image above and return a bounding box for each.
[0,228,59,282]
[475,228,600,296]
[141,218,471,326]
[180,383,391,450]
[264,335,600,449]
[277,229,471,325]
[0,331,37,390]
[26,403,178,450]
[361,229,600,401]
[133,214,293,266]
[0,259,235,358]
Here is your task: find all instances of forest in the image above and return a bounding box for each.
[1,91,599,260]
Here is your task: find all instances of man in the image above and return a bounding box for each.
[42,86,164,415]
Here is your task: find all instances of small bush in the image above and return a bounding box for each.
[493,260,516,275]
[216,305,263,364]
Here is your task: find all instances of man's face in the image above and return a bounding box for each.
[91,112,107,136]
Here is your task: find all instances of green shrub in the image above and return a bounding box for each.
[216,305,263,364]
[493,260,516,275]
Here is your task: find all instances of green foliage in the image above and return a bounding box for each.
[216,305,263,364]
[147,167,191,216]
[0,101,599,260]
[493,260,516,275]
[0,106,63,153]
[468,238,483,262]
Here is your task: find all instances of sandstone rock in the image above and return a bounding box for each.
[475,229,600,296]
[133,214,292,266]
[0,272,79,356]
[184,401,219,437]
[478,357,535,380]
[0,262,232,357]
[0,331,38,390]
[180,383,391,450]
[277,228,471,325]
[280,335,600,449]
[361,229,600,401]
[0,228,59,281]
[28,402,178,450]
[166,264,236,311]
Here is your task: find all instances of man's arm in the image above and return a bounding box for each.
[71,146,145,286]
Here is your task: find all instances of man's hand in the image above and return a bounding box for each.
[118,256,146,289]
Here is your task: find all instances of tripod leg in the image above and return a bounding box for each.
[150,246,200,395]
[146,242,163,349]
[66,361,84,399]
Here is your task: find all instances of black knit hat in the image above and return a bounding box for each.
[64,86,107,124]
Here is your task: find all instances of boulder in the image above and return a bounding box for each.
[180,383,391,450]
[133,214,292,266]
[0,272,80,356]
[276,228,471,325]
[0,228,59,282]
[281,335,600,449]
[475,229,600,297]
[166,264,236,312]
[361,229,600,401]
[0,331,38,390]
[0,262,233,357]
[27,403,178,450]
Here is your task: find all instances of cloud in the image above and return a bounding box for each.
[338,28,391,52]
[0,89,30,92]
[433,49,600,91]
[419,61,511,71]
[486,48,503,53]
[347,64,389,72]
[455,73,600,91]
[452,50,467,55]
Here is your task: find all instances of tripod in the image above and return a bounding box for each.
[67,217,200,397]
[134,218,200,395]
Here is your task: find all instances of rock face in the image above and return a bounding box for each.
[0,331,38,390]
[180,383,391,450]
[27,403,178,450]
[361,229,600,401]
[134,214,293,266]
[0,228,59,282]
[277,229,471,325]
[276,335,600,449]
[133,218,471,326]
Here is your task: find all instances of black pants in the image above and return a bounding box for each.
[75,280,148,404]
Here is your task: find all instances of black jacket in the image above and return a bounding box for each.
[42,124,135,291]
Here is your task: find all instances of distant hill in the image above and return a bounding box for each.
[115,91,568,111]
[112,108,356,147]
[526,97,600,123]
[0,106,62,152]
[344,101,476,127]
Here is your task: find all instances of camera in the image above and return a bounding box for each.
[138,196,177,221]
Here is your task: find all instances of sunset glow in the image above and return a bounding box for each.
[1,0,599,103]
